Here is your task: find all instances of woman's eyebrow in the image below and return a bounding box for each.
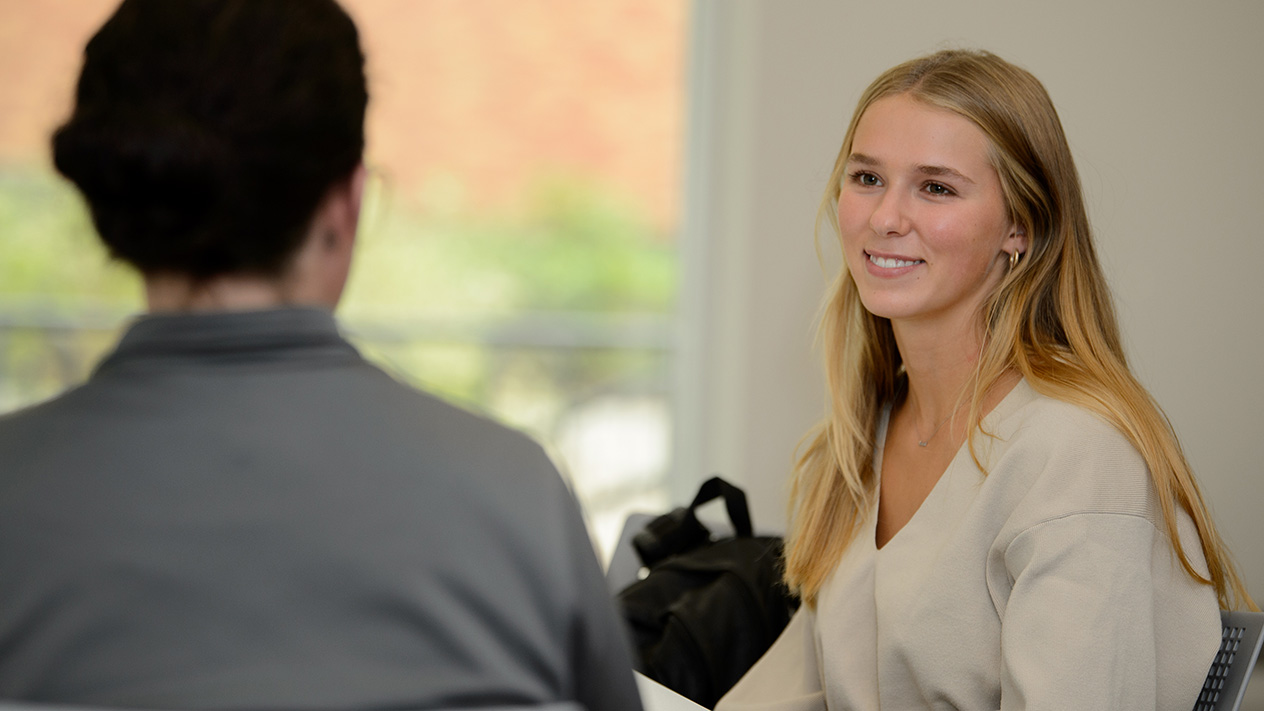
[847,152,880,167]
[915,164,975,184]
[848,153,976,185]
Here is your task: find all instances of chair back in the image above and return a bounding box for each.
[606,511,656,593]
[1193,609,1264,711]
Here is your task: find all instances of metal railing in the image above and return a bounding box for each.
[0,303,678,540]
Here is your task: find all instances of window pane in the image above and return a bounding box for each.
[341,0,687,557]
[0,0,687,559]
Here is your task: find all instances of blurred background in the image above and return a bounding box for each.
[0,0,687,558]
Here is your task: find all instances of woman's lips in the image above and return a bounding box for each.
[866,251,924,270]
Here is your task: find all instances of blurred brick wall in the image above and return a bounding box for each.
[0,1,118,169]
[0,0,685,228]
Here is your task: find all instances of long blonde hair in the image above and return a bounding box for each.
[785,49,1255,611]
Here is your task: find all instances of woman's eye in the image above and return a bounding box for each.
[924,182,954,196]
[850,171,880,187]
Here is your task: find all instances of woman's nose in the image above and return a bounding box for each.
[869,189,908,236]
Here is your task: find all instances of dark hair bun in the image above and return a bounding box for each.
[54,109,236,272]
[53,0,366,278]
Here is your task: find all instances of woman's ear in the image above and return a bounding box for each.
[284,164,367,308]
[325,163,367,251]
[346,163,367,235]
[1006,224,1028,258]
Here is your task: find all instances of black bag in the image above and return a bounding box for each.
[616,477,800,708]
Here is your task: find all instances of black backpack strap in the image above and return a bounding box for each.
[632,476,755,568]
[689,476,753,538]
[632,506,710,568]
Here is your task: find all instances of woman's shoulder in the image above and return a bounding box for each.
[992,379,1138,459]
[981,379,1158,525]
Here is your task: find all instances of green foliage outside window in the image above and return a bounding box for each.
[0,167,677,431]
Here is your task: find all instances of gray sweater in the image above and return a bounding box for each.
[0,308,642,711]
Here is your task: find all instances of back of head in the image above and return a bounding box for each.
[53,0,367,279]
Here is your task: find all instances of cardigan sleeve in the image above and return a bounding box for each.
[715,607,826,711]
[997,512,1218,711]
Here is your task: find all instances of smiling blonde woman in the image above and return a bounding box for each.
[716,49,1254,711]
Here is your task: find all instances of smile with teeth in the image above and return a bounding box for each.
[867,253,923,269]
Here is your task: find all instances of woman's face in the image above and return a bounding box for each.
[837,93,1023,331]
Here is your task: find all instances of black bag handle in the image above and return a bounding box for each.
[690,476,753,538]
[632,476,754,568]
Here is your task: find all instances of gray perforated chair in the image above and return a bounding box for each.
[1193,609,1264,711]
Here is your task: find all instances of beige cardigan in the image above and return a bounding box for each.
[717,380,1219,711]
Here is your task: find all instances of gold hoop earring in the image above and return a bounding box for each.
[1009,250,1021,271]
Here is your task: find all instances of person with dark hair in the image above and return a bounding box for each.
[0,2,643,710]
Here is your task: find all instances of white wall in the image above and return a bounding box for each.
[676,0,1264,600]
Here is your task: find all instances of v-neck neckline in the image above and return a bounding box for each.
[870,378,1034,552]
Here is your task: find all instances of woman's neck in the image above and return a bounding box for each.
[143,272,316,313]
[891,316,1022,447]
[892,316,985,427]
[141,180,359,315]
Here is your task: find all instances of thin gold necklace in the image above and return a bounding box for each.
[914,411,955,447]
